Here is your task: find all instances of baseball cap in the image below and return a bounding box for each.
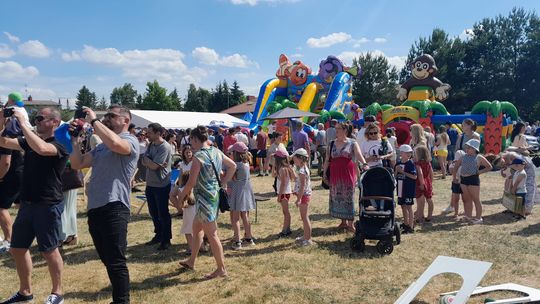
[511,158,525,165]
[399,144,413,153]
[228,142,248,153]
[292,148,308,158]
[274,148,289,158]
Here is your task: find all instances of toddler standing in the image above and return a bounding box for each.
[169,172,196,255]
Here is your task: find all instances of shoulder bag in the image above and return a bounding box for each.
[203,150,230,213]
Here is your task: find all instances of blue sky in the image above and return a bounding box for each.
[0,0,538,107]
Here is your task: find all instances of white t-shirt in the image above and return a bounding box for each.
[513,169,527,194]
[387,136,397,160]
[178,160,192,175]
[361,139,393,167]
[138,140,148,154]
[248,135,257,150]
[235,132,249,146]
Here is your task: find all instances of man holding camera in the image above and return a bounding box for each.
[142,123,172,250]
[69,105,139,304]
[0,107,68,304]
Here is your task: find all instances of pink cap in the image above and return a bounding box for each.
[228,142,248,153]
[274,148,289,158]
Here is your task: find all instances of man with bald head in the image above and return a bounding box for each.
[0,107,68,304]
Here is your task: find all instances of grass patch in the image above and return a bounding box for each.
[0,171,539,303]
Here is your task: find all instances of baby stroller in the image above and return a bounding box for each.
[350,167,400,255]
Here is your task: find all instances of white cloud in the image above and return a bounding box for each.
[352,37,370,48]
[192,46,258,68]
[337,50,406,70]
[0,61,39,80]
[3,32,20,43]
[18,40,51,58]
[61,51,81,62]
[290,53,304,58]
[307,32,352,48]
[230,0,299,6]
[459,28,474,41]
[374,37,387,43]
[0,44,15,58]
[25,87,56,100]
[192,47,220,65]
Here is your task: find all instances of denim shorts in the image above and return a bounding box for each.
[11,202,64,252]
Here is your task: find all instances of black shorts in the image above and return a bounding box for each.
[0,180,21,209]
[257,150,267,158]
[398,197,414,206]
[451,182,463,194]
[460,174,480,186]
[11,202,64,252]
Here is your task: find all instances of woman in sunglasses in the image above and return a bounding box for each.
[361,124,394,168]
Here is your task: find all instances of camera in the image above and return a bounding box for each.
[74,108,86,120]
[69,120,85,137]
[3,107,14,118]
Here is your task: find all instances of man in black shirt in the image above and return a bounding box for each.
[0,107,68,304]
[0,146,23,253]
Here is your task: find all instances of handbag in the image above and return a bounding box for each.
[321,140,335,189]
[62,164,84,192]
[204,150,230,213]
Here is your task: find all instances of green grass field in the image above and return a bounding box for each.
[0,171,539,303]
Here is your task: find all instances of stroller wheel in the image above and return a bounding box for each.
[394,223,401,245]
[376,240,393,255]
[350,236,365,252]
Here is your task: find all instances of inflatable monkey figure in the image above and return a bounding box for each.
[397,54,451,101]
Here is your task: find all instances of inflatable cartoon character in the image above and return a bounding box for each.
[287,60,312,102]
[397,54,451,101]
[276,54,292,80]
[317,56,360,91]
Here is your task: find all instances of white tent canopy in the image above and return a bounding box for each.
[130,110,249,129]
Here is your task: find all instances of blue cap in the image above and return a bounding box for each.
[511,158,525,165]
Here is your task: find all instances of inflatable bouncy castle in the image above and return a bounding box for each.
[363,54,518,155]
[248,54,361,129]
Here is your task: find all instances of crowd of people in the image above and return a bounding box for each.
[0,91,538,303]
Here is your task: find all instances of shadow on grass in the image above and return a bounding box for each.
[63,270,208,302]
[511,222,540,237]
[482,198,502,205]
[482,211,523,225]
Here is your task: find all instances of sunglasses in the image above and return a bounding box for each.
[368,132,379,135]
[104,112,120,119]
[34,115,51,123]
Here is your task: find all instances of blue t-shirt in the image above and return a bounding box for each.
[88,132,139,210]
[395,159,416,199]
[447,128,459,145]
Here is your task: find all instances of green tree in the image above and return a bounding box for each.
[138,80,176,111]
[96,96,108,110]
[168,88,182,111]
[351,52,399,106]
[75,85,97,109]
[184,84,210,112]
[110,83,138,108]
[230,80,246,106]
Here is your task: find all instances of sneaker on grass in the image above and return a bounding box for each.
[44,293,64,304]
[0,292,33,304]
[0,240,10,253]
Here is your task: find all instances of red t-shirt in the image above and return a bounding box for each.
[256,132,268,150]
[223,134,237,153]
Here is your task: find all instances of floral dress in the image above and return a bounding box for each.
[193,146,224,223]
[329,139,357,220]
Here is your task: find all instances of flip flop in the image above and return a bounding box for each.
[179,261,194,271]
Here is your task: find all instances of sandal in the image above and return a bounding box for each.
[179,261,194,271]
[203,270,228,280]
[63,235,78,246]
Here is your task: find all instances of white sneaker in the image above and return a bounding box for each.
[470,218,483,225]
[45,293,64,304]
[441,205,453,214]
[295,236,304,243]
[0,240,10,253]
[299,239,314,247]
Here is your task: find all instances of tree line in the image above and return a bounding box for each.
[75,79,246,113]
[351,7,540,121]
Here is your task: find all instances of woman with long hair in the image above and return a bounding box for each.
[409,124,427,148]
[178,126,236,279]
[323,122,369,232]
[511,122,528,149]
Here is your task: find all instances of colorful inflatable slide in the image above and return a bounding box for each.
[248,54,361,128]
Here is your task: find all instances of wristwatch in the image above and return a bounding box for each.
[90,118,100,127]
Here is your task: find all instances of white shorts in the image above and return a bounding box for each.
[180,205,196,235]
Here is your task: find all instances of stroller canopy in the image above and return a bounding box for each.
[360,167,395,197]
